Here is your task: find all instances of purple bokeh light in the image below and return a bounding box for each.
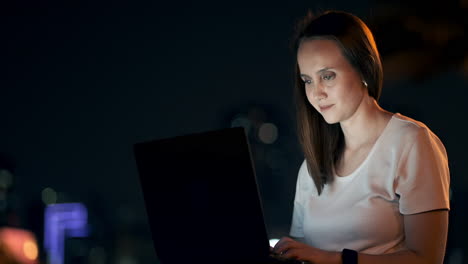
[44,203,88,264]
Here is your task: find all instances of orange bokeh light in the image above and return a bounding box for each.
[23,240,38,260]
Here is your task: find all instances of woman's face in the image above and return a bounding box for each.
[297,38,367,124]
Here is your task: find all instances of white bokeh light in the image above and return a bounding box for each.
[258,123,278,144]
[41,187,57,205]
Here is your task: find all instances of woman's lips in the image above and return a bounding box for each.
[319,104,334,112]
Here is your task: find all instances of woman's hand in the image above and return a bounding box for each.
[273,237,341,264]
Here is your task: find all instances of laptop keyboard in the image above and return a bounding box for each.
[267,253,307,264]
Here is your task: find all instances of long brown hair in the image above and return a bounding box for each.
[292,10,383,195]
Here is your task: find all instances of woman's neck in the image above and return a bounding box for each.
[339,96,393,151]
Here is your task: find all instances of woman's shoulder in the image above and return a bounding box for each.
[297,159,310,184]
[390,113,440,140]
[390,113,446,152]
[296,159,319,196]
[392,113,429,131]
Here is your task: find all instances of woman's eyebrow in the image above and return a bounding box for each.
[300,67,333,79]
[316,67,332,74]
[301,67,333,78]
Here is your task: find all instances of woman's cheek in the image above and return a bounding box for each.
[306,94,318,111]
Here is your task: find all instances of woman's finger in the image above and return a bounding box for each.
[273,238,290,252]
[281,247,301,259]
[273,237,297,254]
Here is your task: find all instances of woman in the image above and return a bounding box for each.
[272,10,450,264]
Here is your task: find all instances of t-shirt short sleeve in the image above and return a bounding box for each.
[395,127,450,215]
[290,160,316,238]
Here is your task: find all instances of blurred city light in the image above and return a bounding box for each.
[23,240,38,261]
[258,123,278,144]
[230,106,281,146]
[117,255,138,264]
[0,227,39,264]
[41,188,57,205]
[44,203,88,264]
[88,246,107,264]
[0,169,13,189]
[0,169,13,211]
[230,114,253,136]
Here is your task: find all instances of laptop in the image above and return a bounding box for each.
[133,127,302,264]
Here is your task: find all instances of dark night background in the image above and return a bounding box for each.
[1,0,467,263]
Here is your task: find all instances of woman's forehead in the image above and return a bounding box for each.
[297,39,347,71]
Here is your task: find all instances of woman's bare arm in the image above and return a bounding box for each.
[357,209,449,264]
[275,209,449,264]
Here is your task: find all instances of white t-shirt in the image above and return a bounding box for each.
[289,113,450,254]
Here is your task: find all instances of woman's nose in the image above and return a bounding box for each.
[312,83,327,101]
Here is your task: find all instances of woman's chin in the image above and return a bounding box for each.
[321,115,340,125]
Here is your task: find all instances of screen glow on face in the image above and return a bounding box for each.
[44,203,88,264]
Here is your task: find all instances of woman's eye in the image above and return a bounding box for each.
[303,79,312,85]
[322,73,336,81]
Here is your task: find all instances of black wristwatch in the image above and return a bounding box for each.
[341,248,358,264]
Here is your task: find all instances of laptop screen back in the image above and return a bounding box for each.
[133,127,271,264]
